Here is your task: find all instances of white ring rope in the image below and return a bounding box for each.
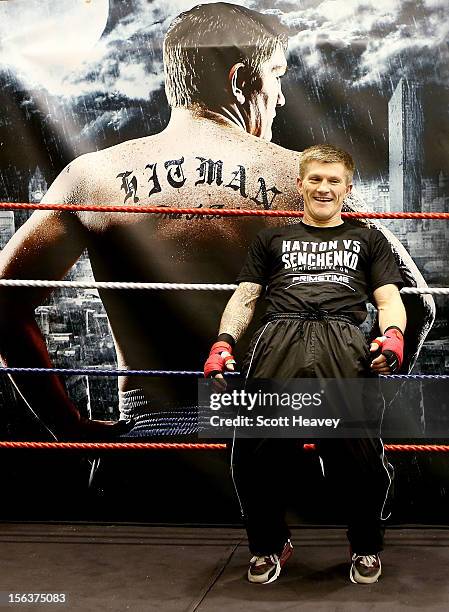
[399,287,449,295]
[0,279,446,294]
[0,280,237,291]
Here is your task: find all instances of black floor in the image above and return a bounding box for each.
[0,524,448,611]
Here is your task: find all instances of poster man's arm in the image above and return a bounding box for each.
[0,207,87,437]
[0,159,124,438]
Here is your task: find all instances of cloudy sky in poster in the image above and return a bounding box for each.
[0,0,447,180]
[1,0,447,97]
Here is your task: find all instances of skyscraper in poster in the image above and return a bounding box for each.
[389,78,423,213]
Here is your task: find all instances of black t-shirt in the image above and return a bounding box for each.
[236,221,404,323]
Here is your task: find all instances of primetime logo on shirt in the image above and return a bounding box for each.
[286,273,355,291]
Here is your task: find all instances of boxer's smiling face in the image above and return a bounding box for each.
[297,161,352,226]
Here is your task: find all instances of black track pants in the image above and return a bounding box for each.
[231,317,394,556]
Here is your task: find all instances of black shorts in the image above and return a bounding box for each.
[242,315,372,380]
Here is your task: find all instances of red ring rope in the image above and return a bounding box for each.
[0,441,227,450]
[0,441,447,452]
[1,202,448,219]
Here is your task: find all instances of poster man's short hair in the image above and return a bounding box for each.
[299,144,355,183]
[164,2,288,108]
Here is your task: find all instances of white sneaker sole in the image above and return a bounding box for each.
[349,558,382,584]
[247,542,293,585]
[248,561,281,584]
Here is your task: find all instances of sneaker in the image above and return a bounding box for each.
[350,553,381,584]
[247,540,293,584]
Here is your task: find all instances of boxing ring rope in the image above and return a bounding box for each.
[0,279,448,295]
[1,201,449,219]
[0,201,447,454]
[0,367,448,379]
[0,280,238,291]
[0,442,448,452]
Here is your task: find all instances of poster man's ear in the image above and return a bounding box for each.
[229,62,246,104]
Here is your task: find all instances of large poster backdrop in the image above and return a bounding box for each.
[0,2,447,456]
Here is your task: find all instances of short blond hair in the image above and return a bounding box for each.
[299,144,355,183]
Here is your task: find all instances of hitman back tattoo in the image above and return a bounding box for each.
[116,155,282,209]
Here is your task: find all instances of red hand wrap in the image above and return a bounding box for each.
[204,341,235,378]
[372,327,404,370]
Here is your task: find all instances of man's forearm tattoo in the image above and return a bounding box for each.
[219,282,262,343]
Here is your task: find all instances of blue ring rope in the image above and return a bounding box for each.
[0,367,447,379]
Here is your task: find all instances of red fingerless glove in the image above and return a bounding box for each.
[204,341,236,378]
[372,326,404,373]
